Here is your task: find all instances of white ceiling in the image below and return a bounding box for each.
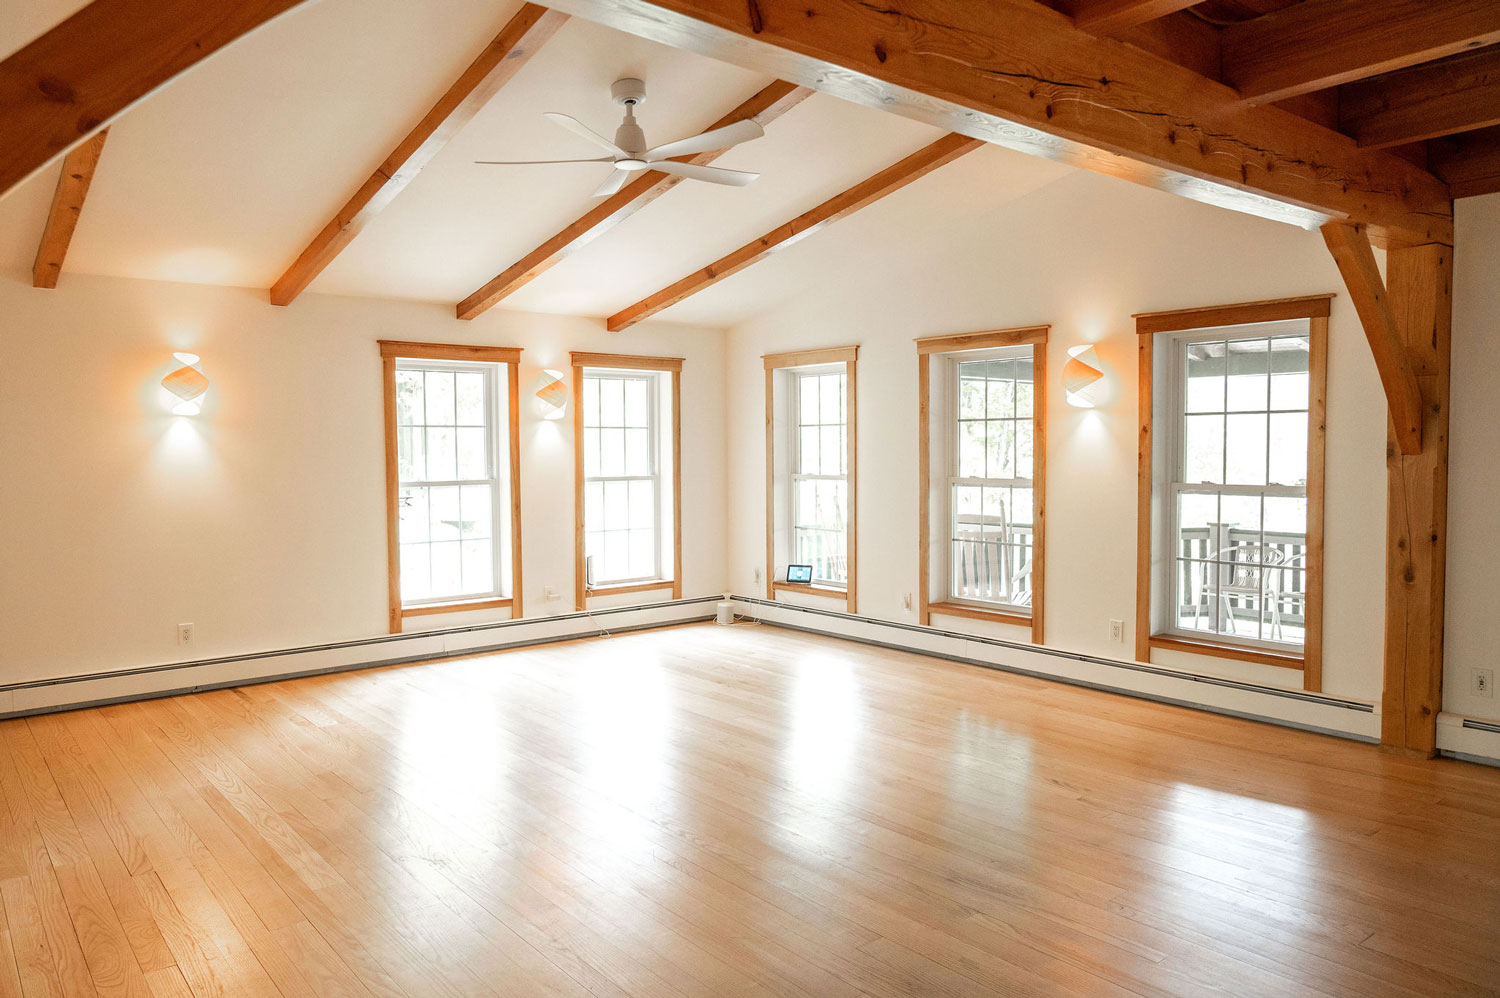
[0,0,1078,329]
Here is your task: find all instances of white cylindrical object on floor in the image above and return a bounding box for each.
[716,601,735,625]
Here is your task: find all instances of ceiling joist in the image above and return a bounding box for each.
[270,3,568,306]
[535,0,1451,247]
[608,133,981,330]
[1430,124,1500,198]
[1064,0,1202,35]
[1340,47,1500,149]
[0,0,311,201]
[1221,0,1500,105]
[1319,221,1424,455]
[456,79,811,321]
[32,129,108,289]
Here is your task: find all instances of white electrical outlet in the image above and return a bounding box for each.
[1109,619,1124,643]
[177,622,194,646]
[1474,668,1494,698]
[902,592,913,611]
[753,567,762,584]
[542,586,559,602]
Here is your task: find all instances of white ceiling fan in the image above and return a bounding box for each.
[476,78,764,197]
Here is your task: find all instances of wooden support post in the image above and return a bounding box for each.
[1381,243,1452,756]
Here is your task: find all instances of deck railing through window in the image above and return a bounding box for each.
[793,527,847,585]
[1177,526,1308,631]
[950,519,1034,606]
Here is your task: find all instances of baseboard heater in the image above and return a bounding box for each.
[730,593,1381,743]
[0,596,721,719]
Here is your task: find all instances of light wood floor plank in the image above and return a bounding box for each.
[0,624,1497,998]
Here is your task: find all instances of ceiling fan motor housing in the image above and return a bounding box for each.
[611,79,649,155]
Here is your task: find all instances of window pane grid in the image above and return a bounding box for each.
[583,372,662,585]
[791,370,848,586]
[1170,331,1309,647]
[396,363,503,605]
[948,355,1035,612]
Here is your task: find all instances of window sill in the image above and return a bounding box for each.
[585,580,676,597]
[928,601,1032,629]
[402,596,513,618]
[772,581,846,599]
[1148,635,1304,670]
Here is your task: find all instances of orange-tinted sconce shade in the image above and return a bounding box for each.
[161,352,209,415]
[1063,344,1104,408]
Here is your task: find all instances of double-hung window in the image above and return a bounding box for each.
[1137,297,1328,684]
[764,347,858,612]
[379,341,522,633]
[917,327,1047,642]
[571,353,681,607]
[791,368,848,586]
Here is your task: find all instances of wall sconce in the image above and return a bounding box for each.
[161,352,209,415]
[536,368,568,419]
[1063,344,1105,408]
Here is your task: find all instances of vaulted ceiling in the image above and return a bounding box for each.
[3,0,1496,330]
[0,0,1073,328]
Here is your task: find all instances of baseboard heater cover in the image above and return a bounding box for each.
[730,594,1380,743]
[0,596,721,719]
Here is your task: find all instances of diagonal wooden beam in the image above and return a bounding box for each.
[535,0,1451,246]
[1063,0,1202,34]
[1222,0,1500,105]
[32,129,108,289]
[1339,48,1500,149]
[1319,222,1424,455]
[270,4,567,305]
[1,0,311,201]
[456,79,810,320]
[607,133,980,331]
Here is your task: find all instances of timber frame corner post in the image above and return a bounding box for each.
[569,352,685,611]
[1134,296,1332,692]
[1320,222,1452,756]
[378,341,525,634]
[914,326,1049,646]
[763,346,859,614]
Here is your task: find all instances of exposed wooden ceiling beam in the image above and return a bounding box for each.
[1319,222,1424,455]
[31,129,108,289]
[0,0,310,201]
[536,0,1451,246]
[1222,0,1500,104]
[608,133,981,331]
[270,4,567,306]
[1064,0,1202,34]
[1340,47,1500,149]
[1430,124,1500,197]
[456,79,810,321]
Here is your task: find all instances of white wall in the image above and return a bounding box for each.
[726,169,1390,702]
[0,272,726,684]
[1447,193,1500,723]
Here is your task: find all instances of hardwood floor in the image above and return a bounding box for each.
[1,622,1498,998]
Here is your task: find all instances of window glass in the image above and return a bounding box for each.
[792,370,848,585]
[583,371,662,585]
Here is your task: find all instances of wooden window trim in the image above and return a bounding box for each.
[764,346,858,613]
[571,352,684,609]
[914,325,1048,355]
[927,601,1034,630]
[1132,295,1333,336]
[917,328,1047,645]
[379,341,524,633]
[771,581,850,600]
[1134,301,1328,690]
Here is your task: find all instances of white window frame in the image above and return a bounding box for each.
[1157,323,1314,653]
[789,364,849,588]
[581,368,662,588]
[944,346,1036,615]
[395,359,507,607]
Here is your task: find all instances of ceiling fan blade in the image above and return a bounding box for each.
[644,119,764,161]
[474,158,615,165]
[592,168,630,198]
[544,112,628,156]
[649,160,759,187]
